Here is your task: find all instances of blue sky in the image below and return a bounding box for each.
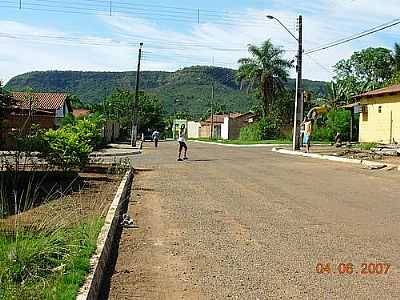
[1,0,399,83]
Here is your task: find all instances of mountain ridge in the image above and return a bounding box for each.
[6,66,328,116]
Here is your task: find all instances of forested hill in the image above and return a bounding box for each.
[6,66,327,116]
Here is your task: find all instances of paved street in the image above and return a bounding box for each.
[108,141,400,299]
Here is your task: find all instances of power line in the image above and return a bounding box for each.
[305,18,400,55]
[0,0,284,28]
[304,53,334,76]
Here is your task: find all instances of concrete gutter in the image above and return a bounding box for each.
[90,150,142,157]
[191,140,290,148]
[76,169,133,300]
[271,147,398,170]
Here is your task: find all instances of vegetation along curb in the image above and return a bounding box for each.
[76,169,133,300]
[271,148,395,170]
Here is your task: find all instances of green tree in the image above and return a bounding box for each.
[0,82,15,123]
[237,40,292,116]
[334,47,394,93]
[104,89,164,134]
[394,42,400,73]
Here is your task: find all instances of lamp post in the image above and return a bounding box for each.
[267,15,303,151]
[131,42,143,147]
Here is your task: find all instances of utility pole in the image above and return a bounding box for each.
[293,15,303,151]
[210,83,214,139]
[131,42,143,147]
[266,15,304,151]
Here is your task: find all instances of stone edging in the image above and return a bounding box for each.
[190,140,290,147]
[76,169,133,300]
[272,147,400,171]
[90,150,142,157]
[191,140,328,148]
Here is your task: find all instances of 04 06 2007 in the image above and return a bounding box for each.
[316,262,391,275]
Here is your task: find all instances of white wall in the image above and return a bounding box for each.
[187,121,201,139]
[221,117,229,140]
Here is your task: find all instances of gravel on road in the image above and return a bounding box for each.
[107,141,400,299]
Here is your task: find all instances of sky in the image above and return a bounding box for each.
[0,0,400,83]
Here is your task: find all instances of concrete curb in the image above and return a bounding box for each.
[76,169,133,300]
[191,140,329,148]
[90,150,142,157]
[191,140,290,148]
[271,147,397,170]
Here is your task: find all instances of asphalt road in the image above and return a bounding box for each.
[107,141,400,299]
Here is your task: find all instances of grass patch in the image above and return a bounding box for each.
[356,143,378,151]
[0,217,103,299]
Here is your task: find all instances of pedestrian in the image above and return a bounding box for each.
[152,130,160,148]
[177,124,188,161]
[303,116,313,153]
[334,132,342,148]
[300,116,307,147]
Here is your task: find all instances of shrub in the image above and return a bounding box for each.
[240,118,279,141]
[44,126,93,170]
[44,119,102,170]
[312,109,351,142]
[312,126,331,141]
[326,108,351,141]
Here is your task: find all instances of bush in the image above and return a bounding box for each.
[44,126,94,170]
[312,126,331,141]
[240,118,279,141]
[44,119,102,170]
[313,109,351,142]
[326,108,351,141]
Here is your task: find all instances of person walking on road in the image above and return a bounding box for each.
[302,116,313,153]
[177,124,188,161]
[152,130,160,148]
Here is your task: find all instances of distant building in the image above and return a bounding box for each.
[197,112,258,140]
[72,108,91,118]
[354,84,400,144]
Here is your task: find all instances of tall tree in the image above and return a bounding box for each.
[334,47,394,93]
[104,89,164,134]
[394,42,400,73]
[237,40,292,116]
[0,82,15,124]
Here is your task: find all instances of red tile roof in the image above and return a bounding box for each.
[12,92,68,111]
[353,85,400,99]
[72,108,91,118]
[205,113,243,124]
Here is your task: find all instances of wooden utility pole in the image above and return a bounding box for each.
[210,83,214,139]
[131,42,143,147]
[292,15,303,150]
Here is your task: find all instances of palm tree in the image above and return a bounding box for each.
[237,40,292,116]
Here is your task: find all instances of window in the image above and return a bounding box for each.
[378,106,382,113]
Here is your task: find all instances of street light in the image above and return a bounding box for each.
[267,15,303,151]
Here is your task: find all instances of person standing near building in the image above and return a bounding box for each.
[303,116,313,153]
[177,124,188,161]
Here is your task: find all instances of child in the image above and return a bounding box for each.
[177,124,188,161]
[303,117,313,153]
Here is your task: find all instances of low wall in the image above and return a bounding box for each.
[76,169,133,300]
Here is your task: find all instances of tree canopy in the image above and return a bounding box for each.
[103,89,164,135]
[236,40,293,116]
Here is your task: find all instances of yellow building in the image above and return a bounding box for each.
[355,85,400,144]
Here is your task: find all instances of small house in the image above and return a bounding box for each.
[354,84,400,144]
[1,92,72,149]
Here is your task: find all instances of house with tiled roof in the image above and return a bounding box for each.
[1,92,72,148]
[12,92,72,123]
